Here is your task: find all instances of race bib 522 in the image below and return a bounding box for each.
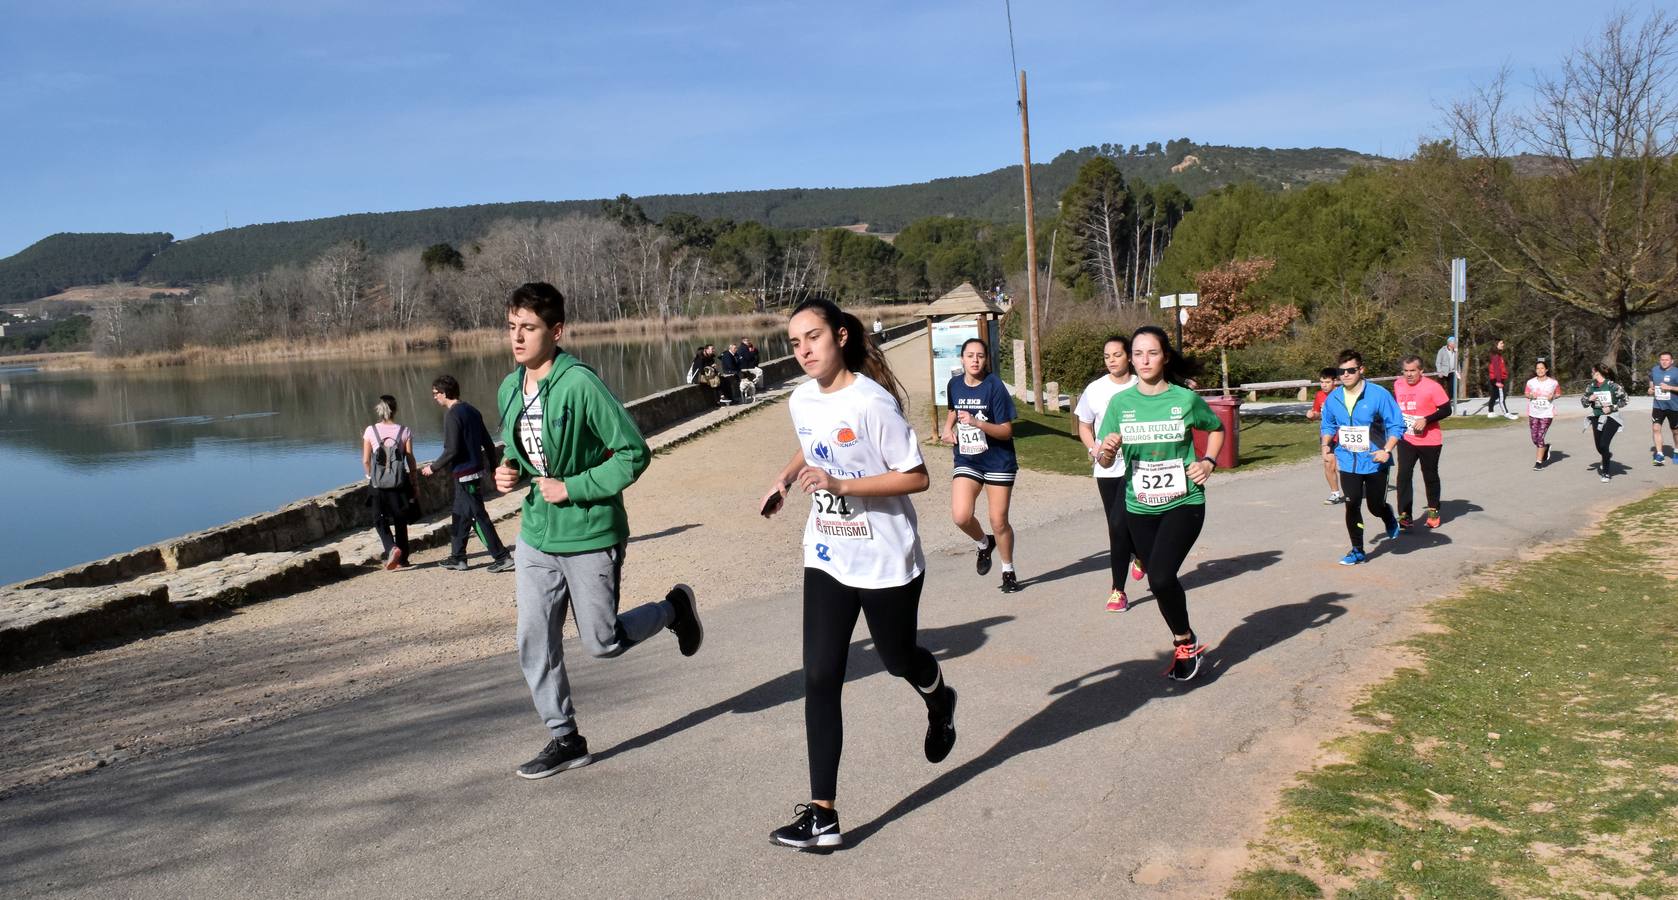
[1133,459,1188,506]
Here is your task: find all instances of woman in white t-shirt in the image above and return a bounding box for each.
[1075,334,1144,612]
[758,298,957,853]
[1524,360,1560,470]
[360,394,418,570]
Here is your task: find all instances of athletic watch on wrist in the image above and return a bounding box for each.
[1201,455,1216,469]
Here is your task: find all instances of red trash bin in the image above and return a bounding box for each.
[1191,395,1241,469]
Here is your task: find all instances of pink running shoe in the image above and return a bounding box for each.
[1105,589,1128,613]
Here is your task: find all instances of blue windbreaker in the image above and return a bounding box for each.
[1320,381,1405,475]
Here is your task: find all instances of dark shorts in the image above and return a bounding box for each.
[953,467,1017,486]
[1653,408,1678,427]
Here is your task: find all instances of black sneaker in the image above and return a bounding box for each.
[440,557,469,571]
[999,571,1020,593]
[666,583,704,657]
[486,555,515,574]
[925,686,957,763]
[975,534,995,576]
[770,803,842,852]
[516,734,591,779]
[1166,638,1208,682]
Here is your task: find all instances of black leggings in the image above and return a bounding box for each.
[803,568,941,802]
[1096,477,1137,590]
[1593,417,1620,473]
[1124,504,1205,637]
[1340,468,1396,551]
[1395,443,1441,518]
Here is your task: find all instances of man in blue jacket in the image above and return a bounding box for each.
[1320,349,1405,565]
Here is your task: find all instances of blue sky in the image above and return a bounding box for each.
[0,0,1620,257]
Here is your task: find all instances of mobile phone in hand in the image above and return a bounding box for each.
[760,491,784,517]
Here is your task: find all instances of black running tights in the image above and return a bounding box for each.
[1124,504,1205,637]
[1593,417,1620,473]
[803,568,940,802]
[1394,443,1441,518]
[1096,476,1137,590]
[1340,468,1396,551]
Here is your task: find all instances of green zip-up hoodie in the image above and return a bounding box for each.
[497,352,650,553]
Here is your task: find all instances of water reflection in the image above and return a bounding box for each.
[0,328,788,585]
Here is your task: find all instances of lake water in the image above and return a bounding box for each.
[0,329,788,586]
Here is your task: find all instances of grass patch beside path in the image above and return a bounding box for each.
[1233,488,1678,899]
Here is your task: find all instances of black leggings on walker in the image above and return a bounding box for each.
[802,568,942,802]
[1096,476,1137,590]
[1394,442,1441,518]
[1124,504,1205,637]
[1340,468,1396,552]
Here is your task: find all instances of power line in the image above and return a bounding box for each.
[1004,0,1020,112]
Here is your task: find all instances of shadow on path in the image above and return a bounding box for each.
[596,615,1016,764]
[843,591,1349,848]
[630,523,701,544]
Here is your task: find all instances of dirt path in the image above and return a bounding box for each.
[0,332,1097,794]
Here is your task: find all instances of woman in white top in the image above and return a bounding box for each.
[758,298,957,852]
[1524,360,1560,470]
[1075,334,1144,612]
[360,394,418,570]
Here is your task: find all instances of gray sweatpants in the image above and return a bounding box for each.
[515,538,674,737]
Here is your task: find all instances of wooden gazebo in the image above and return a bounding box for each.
[915,282,1007,439]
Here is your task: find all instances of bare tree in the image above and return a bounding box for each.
[309,239,374,335]
[1430,10,1678,367]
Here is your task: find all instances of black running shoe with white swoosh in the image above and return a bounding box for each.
[770,803,842,851]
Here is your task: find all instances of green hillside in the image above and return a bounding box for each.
[3,141,1392,297]
[0,233,172,301]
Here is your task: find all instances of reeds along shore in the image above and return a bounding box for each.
[39,306,914,371]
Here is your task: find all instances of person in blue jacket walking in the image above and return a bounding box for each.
[1319,349,1405,565]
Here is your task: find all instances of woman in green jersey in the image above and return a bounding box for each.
[1094,326,1224,681]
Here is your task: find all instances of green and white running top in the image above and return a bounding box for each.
[1098,383,1222,515]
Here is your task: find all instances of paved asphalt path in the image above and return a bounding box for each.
[2,413,1668,898]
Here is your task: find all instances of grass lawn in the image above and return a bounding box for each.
[1231,487,1678,899]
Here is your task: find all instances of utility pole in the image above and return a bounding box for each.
[1019,70,1043,412]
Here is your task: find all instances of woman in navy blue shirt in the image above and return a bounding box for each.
[941,338,1022,592]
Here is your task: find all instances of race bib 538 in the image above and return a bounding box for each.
[1337,426,1372,453]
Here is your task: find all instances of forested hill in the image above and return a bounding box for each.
[2,141,1390,299]
[0,233,173,301]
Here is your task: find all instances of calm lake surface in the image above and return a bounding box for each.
[0,329,789,586]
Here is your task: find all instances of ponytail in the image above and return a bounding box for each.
[792,298,910,411]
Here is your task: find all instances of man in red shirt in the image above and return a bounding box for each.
[1394,355,1453,529]
[1306,367,1343,504]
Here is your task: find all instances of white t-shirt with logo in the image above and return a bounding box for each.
[1075,374,1137,478]
[1525,377,1559,419]
[517,387,550,476]
[788,374,926,589]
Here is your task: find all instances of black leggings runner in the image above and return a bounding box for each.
[1096,477,1136,590]
[1124,504,1205,637]
[1593,417,1620,473]
[803,568,942,802]
[1340,468,1396,551]
[1394,443,1442,518]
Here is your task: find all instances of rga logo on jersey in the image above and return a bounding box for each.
[812,441,833,462]
[833,425,860,447]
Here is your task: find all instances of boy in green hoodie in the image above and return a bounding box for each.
[492,282,705,780]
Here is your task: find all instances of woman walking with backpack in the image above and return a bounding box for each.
[362,394,418,570]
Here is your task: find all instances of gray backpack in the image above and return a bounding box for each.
[371,426,410,490]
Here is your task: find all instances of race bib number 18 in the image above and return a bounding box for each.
[1337,426,1372,453]
[811,490,872,540]
[1132,459,1187,506]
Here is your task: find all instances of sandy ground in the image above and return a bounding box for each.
[0,333,1096,795]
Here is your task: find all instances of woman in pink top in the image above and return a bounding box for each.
[361,394,419,570]
[1524,360,1560,469]
[1393,355,1452,529]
